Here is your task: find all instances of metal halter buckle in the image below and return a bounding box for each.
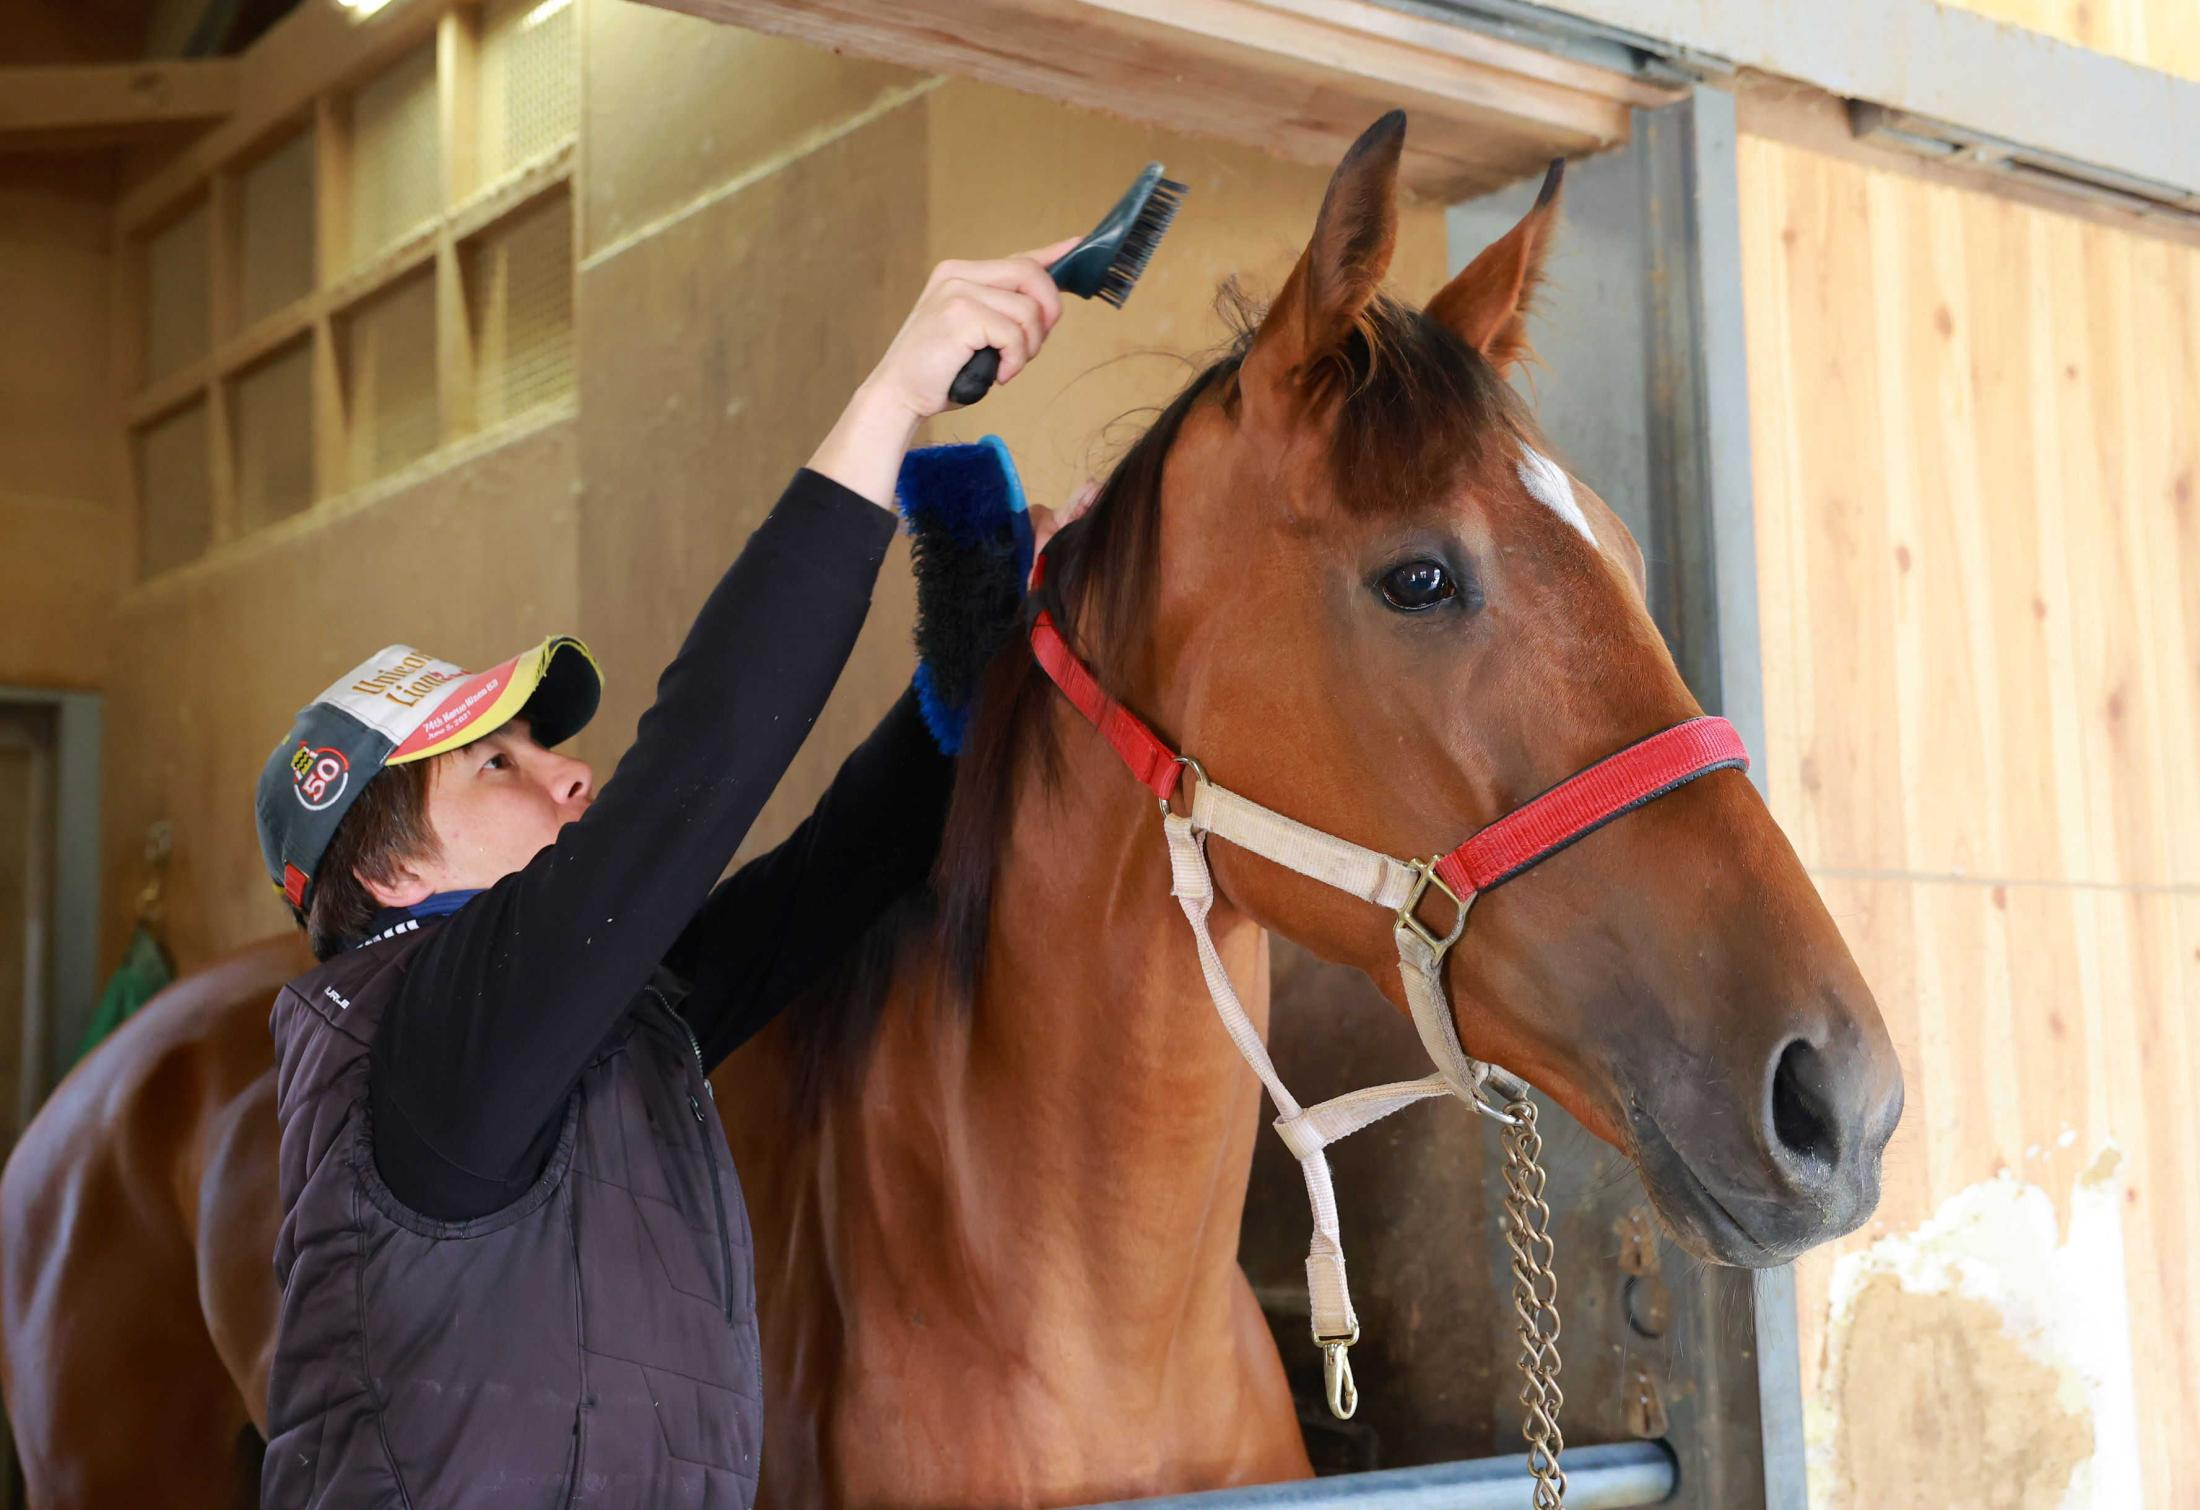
[1159,755,1208,819]
[1395,857,1472,957]
[1315,1325,1360,1420]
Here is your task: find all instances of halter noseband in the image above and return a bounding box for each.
[1027,569,1747,1420]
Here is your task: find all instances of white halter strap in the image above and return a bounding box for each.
[1024,571,1748,1420]
[1156,769,1526,1419]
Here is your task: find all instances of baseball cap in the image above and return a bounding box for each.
[255,636,602,910]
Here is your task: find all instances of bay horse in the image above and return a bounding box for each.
[726,111,1900,1503]
[0,111,1902,1508]
[0,933,307,1508]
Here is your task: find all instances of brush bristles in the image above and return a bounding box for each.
[1096,176,1187,309]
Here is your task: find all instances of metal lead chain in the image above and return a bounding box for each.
[1502,1097,1567,1508]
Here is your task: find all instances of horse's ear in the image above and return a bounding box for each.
[1427,159,1563,371]
[1243,110,1406,397]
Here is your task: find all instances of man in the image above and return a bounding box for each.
[252,243,1078,1508]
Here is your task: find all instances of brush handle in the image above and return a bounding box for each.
[948,346,1003,407]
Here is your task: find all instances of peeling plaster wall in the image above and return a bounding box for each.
[1738,133,2200,1505]
[1812,1159,2138,1507]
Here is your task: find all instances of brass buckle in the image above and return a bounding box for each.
[1395,858,1472,957]
[1315,1325,1360,1420]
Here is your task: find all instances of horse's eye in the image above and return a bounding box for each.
[1379,559,1457,612]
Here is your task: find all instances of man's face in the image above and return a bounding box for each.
[368,719,595,904]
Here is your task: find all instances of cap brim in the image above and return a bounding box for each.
[386,636,602,765]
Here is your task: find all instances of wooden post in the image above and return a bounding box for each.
[207,170,242,542]
[311,92,351,500]
[112,217,148,577]
[437,6,481,444]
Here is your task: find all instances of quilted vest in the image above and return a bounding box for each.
[263,926,762,1508]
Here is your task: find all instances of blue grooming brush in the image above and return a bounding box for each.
[895,435,1034,755]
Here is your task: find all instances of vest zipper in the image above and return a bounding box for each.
[648,987,737,1324]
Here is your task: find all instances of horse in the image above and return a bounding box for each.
[722,110,1902,1506]
[0,110,1903,1508]
[0,933,307,1508]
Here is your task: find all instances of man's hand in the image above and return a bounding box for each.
[808,239,1080,509]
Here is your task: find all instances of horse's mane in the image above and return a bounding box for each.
[784,282,1529,1116]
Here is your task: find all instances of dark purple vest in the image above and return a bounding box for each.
[264,927,761,1508]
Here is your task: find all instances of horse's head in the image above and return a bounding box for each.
[1052,112,1901,1265]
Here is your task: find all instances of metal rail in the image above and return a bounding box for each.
[1072,1442,1677,1510]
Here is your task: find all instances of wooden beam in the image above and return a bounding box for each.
[636,0,1678,199]
[126,364,213,432]
[446,140,575,244]
[0,60,238,148]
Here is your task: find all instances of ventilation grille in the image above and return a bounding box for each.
[350,42,441,267]
[344,270,439,483]
[481,0,579,178]
[232,339,316,529]
[138,401,213,578]
[144,200,211,382]
[466,191,574,424]
[239,131,316,326]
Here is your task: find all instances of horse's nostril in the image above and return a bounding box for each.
[1770,1038,1839,1169]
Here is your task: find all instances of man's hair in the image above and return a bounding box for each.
[291,758,442,960]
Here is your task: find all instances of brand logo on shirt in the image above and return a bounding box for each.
[323,985,352,1010]
[292,742,351,812]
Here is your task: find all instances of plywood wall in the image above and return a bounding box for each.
[0,156,129,691]
[1944,0,2200,82]
[88,1,1449,971]
[99,420,581,971]
[574,1,1447,869]
[1738,132,2199,1508]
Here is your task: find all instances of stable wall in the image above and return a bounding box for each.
[1738,133,2198,1507]
[99,0,1447,964]
[0,155,129,692]
[573,2,1447,868]
[100,417,580,968]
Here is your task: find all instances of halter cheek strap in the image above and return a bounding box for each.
[1027,598,1746,1419]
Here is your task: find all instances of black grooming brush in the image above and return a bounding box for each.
[947,161,1188,407]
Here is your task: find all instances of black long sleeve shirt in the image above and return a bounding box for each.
[366,469,953,1221]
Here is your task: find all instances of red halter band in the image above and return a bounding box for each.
[1027,601,1748,900]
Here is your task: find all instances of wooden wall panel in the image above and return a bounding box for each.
[1944,0,2200,82]
[101,418,579,972]
[1740,133,2199,1508]
[0,156,127,691]
[575,0,1447,869]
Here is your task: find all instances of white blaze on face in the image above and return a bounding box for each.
[1516,446,1595,545]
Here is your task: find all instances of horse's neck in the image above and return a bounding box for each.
[932,694,1272,1335]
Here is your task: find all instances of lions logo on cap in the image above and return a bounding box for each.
[291,741,351,812]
